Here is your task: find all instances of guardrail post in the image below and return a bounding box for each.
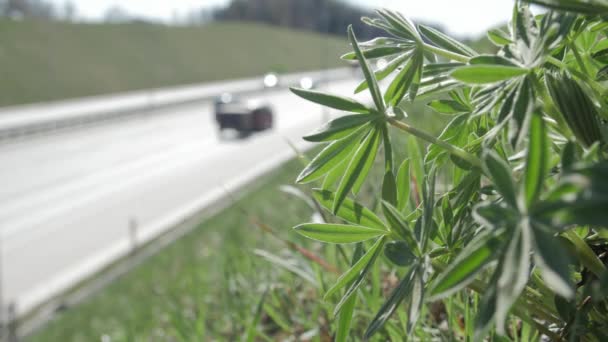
[129,218,138,256]
[6,303,16,342]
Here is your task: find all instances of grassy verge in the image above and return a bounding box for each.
[27,151,327,341]
[0,20,347,107]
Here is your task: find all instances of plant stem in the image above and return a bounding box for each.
[387,118,482,169]
[423,43,470,63]
[569,42,589,76]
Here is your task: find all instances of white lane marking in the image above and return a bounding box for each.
[0,137,217,240]
[0,105,216,200]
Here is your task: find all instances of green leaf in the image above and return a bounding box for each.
[451,65,528,84]
[333,127,381,213]
[396,159,411,212]
[384,241,416,266]
[535,163,608,229]
[512,3,534,47]
[407,135,425,200]
[509,77,534,149]
[348,25,385,111]
[420,168,437,251]
[474,271,499,341]
[441,196,453,230]
[382,125,394,172]
[407,270,424,334]
[482,150,518,209]
[376,9,420,42]
[290,87,370,114]
[361,16,413,42]
[545,71,603,147]
[303,114,377,142]
[325,236,386,300]
[596,65,608,81]
[531,225,574,299]
[322,153,351,190]
[495,225,531,335]
[487,28,513,46]
[384,49,423,106]
[364,266,417,339]
[423,62,465,77]
[313,189,386,230]
[561,141,576,171]
[341,46,406,60]
[425,114,468,166]
[297,126,368,184]
[354,52,413,94]
[469,55,518,66]
[358,36,402,47]
[427,99,470,115]
[521,0,608,15]
[418,24,477,57]
[293,223,387,244]
[382,171,398,206]
[591,47,608,63]
[473,201,519,229]
[381,200,420,254]
[522,112,548,207]
[429,233,501,300]
[416,80,460,99]
[496,85,517,123]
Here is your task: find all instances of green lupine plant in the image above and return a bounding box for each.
[290,1,608,340]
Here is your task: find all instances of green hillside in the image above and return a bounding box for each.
[0,20,348,107]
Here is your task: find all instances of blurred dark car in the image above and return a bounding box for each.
[214,93,274,134]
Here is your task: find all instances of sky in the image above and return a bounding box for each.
[50,0,516,38]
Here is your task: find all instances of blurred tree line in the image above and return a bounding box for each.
[211,0,386,39]
[0,0,75,21]
[0,0,494,48]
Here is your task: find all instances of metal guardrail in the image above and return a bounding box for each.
[0,68,353,142]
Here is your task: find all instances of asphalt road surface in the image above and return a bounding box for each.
[0,78,363,315]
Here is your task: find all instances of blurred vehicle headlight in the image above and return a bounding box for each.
[263,73,279,88]
[299,77,314,90]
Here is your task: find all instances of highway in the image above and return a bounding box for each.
[0,77,363,315]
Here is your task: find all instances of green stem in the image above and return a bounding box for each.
[387,118,482,169]
[569,42,589,76]
[423,43,470,63]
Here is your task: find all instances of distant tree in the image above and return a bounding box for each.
[104,5,131,24]
[61,0,75,22]
[212,0,384,39]
[2,0,55,19]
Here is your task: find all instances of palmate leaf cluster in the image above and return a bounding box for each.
[289,1,608,340]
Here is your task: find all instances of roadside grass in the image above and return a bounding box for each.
[27,151,324,341]
[0,20,347,107]
[28,102,449,342]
